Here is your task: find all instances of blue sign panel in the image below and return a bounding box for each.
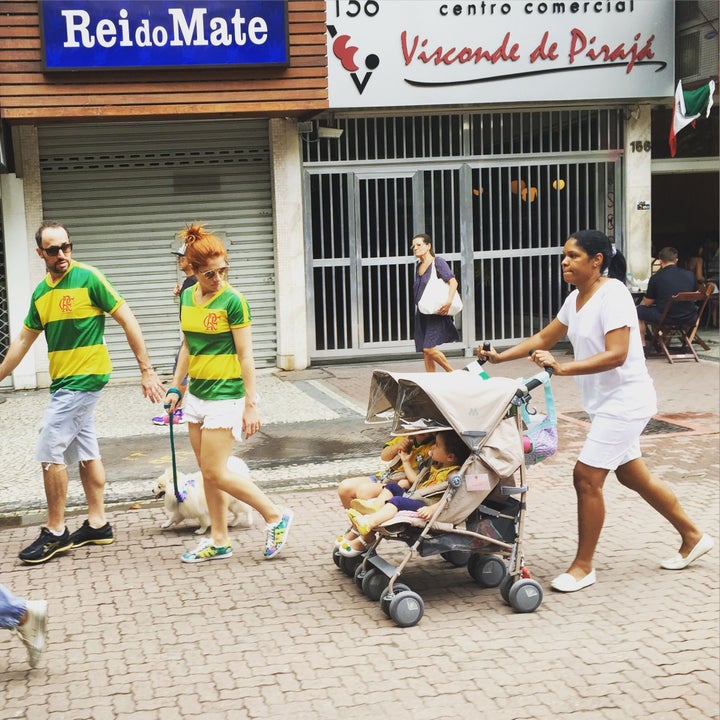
[40,0,289,70]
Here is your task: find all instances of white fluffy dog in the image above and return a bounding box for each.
[152,456,254,534]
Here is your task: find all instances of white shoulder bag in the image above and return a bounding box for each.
[418,261,463,316]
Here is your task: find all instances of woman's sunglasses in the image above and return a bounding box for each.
[41,243,73,257]
[200,266,228,280]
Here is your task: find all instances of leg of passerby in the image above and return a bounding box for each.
[0,584,47,668]
[551,461,608,592]
[68,458,114,548]
[423,347,453,372]
[615,458,713,569]
[181,425,292,563]
[43,462,69,533]
[18,462,73,564]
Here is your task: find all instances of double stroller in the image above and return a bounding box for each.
[332,363,553,627]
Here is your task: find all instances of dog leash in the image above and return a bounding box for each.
[164,390,184,504]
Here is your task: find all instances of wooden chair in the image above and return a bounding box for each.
[649,285,713,363]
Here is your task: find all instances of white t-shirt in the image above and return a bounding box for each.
[557,279,657,419]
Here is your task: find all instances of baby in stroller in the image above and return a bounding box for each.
[344,430,470,551]
[336,433,435,552]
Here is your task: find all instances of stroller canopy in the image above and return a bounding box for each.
[367,369,522,442]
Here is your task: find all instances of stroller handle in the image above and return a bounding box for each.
[518,367,554,395]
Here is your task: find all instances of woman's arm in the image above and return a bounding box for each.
[437,276,459,316]
[531,326,629,376]
[478,317,568,364]
[165,339,190,412]
[232,324,261,439]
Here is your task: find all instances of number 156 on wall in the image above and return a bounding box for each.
[333,0,380,18]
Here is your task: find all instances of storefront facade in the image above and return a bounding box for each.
[0,1,716,384]
[0,0,327,387]
[302,0,680,360]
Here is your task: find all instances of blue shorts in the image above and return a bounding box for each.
[35,389,102,466]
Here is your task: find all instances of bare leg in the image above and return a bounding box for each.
[190,424,281,547]
[615,458,703,555]
[564,461,610,579]
[350,502,399,535]
[337,476,384,509]
[42,463,69,533]
[423,347,454,372]
[78,458,107,528]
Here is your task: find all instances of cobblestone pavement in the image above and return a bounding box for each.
[0,348,718,719]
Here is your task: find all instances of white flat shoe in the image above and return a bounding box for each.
[660,534,714,570]
[550,570,596,593]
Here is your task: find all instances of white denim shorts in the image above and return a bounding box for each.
[182,391,250,442]
[35,389,102,466]
[578,414,651,471]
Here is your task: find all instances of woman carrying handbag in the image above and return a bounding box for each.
[412,233,461,372]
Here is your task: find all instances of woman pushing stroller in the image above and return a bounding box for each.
[478,230,713,592]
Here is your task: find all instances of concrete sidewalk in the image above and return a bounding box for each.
[0,347,718,719]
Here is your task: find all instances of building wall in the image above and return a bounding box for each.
[0,0,328,122]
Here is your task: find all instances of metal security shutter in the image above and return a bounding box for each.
[38,119,276,376]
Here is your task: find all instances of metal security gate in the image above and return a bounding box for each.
[303,109,624,359]
[38,119,276,374]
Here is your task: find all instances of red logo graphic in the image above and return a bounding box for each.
[204,313,219,332]
[328,25,379,94]
[58,295,73,313]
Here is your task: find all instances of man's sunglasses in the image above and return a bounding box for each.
[41,243,73,257]
[200,266,228,280]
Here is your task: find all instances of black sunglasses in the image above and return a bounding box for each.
[41,243,73,257]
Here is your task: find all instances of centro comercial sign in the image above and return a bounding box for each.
[39,0,289,70]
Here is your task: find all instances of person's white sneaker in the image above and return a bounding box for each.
[17,599,48,668]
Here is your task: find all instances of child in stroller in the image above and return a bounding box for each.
[335,433,434,551]
[345,430,470,548]
[337,433,435,509]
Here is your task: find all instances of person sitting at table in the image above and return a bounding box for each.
[637,246,698,354]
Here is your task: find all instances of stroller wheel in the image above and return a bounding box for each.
[338,553,363,577]
[499,575,514,605]
[379,583,411,617]
[509,579,543,613]
[354,562,366,589]
[468,554,507,588]
[441,550,471,567]
[389,591,425,628]
[332,546,342,568]
[361,568,387,602]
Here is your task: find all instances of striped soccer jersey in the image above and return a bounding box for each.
[23,260,124,392]
[180,282,251,400]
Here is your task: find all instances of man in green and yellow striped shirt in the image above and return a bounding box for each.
[0,221,165,565]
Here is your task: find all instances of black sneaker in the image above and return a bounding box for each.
[19,527,72,564]
[68,520,115,548]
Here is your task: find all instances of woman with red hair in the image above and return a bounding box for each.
[164,223,292,562]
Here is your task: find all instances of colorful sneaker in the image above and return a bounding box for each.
[19,527,72,564]
[181,538,233,563]
[153,409,185,426]
[17,599,48,668]
[68,520,115,548]
[264,508,294,559]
